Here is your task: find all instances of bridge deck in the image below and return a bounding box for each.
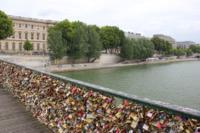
[0,88,51,133]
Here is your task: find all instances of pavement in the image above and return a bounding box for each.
[0,88,51,133]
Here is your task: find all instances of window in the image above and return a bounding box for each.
[19,43,22,51]
[31,25,34,29]
[12,42,15,51]
[19,32,22,39]
[42,33,45,40]
[31,32,34,40]
[43,43,45,50]
[25,24,28,28]
[37,43,40,50]
[0,42,1,50]
[5,42,9,50]
[43,26,45,30]
[19,24,21,28]
[37,33,40,40]
[25,32,28,40]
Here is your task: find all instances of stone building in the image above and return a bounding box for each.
[153,34,177,48]
[177,41,196,49]
[125,32,146,39]
[0,15,56,54]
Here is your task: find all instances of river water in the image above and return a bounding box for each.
[56,61,200,110]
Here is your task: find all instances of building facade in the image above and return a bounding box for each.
[153,34,177,48]
[177,41,196,49]
[125,32,146,39]
[0,15,56,54]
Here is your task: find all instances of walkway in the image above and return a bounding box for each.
[0,88,51,133]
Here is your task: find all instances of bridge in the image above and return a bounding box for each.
[0,59,200,133]
[0,88,51,133]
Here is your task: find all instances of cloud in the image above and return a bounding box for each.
[0,0,200,43]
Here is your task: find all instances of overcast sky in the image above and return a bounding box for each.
[1,0,200,43]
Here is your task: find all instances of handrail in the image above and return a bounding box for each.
[1,58,200,120]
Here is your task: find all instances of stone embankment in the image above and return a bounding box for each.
[0,60,200,133]
[48,58,198,72]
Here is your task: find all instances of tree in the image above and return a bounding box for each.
[53,19,72,44]
[136,38,154,59]
[185,49,192,57]
[120,38,133,59]
[172,48,185,58]
[48,28,66,61]
[47,20,103,63]
[67,21,88,62]
[100,26,125,53]
[85,25,102,62]
[189,45,200,53]
[0,10,13,40]
[23,40,33,51]
[121,38,154,60]
[47,20,73,62]
[151,37,172,54]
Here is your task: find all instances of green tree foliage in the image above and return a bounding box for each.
[48,28,66,60]
[90,25,100,34]
[171,48,185,58]
[185,49,193,57]
[189,45,200,53]
[85,25,102,62]
[0,10,13,40]
[67,21,88,61]
[121,38,154,60]
[100,26,125,53]
[53,19,72,44]
[23,40,33,51]
[47,20,103,63]
[120,39,133,59]
[151,37,172,54]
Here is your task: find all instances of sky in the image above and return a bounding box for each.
[1,0,200,43]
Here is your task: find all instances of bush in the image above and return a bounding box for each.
[23,40,33,51]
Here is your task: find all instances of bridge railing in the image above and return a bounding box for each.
[0,59,199,133]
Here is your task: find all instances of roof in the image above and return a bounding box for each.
[9,15,57,24]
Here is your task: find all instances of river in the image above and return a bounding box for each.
[56,61,200,110]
